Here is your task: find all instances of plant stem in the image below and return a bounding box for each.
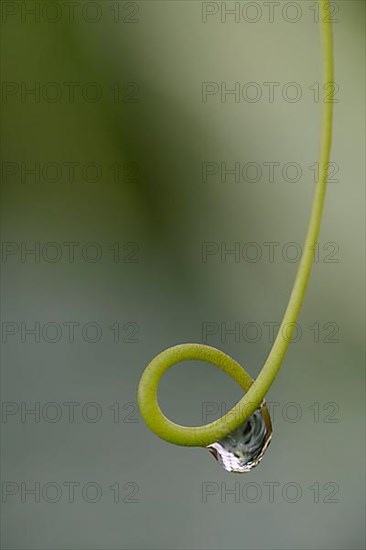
[137,0,334,447]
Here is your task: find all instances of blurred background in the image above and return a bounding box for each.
[1,1,365,549]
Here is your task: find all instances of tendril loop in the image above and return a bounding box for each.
[137,0,334,447]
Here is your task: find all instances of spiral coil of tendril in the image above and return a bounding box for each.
[137,0,334,448]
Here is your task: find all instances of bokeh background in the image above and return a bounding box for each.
[1,1,365,549]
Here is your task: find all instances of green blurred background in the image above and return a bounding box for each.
[1,1,365,549]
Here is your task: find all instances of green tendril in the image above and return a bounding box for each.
[137,0,334,448]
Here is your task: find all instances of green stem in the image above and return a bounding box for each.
[137,0,334,447]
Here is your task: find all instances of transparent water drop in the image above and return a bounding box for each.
[207,402,272,473]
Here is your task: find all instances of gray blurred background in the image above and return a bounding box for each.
[1,1,365,549]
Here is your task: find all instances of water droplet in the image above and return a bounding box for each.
[207,402,272,473]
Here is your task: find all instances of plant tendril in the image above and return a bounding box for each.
[137,0,334,447]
